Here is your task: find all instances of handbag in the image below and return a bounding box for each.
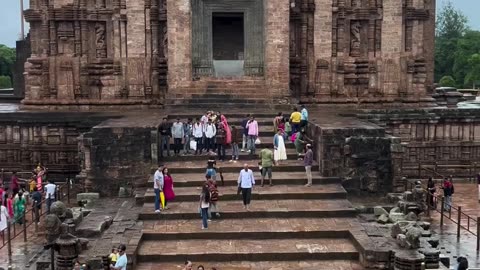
[255,138,261,145]
[160,191,166,209]
[237,184,242,195]
[190,140,197,151]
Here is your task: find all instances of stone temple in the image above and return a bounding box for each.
[22,0,435,108]
[2,0,480,269]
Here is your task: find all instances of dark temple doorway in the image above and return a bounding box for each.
[212,13,245,60]
[212,13,245,77]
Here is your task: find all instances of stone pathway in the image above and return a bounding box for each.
[136,260,364,270]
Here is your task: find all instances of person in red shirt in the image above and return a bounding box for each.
[10,172,19,196]
[7,192,14,219]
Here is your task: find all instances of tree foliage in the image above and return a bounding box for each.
[435,1,480,88]
[0,44,15,78]
[439,76,456,87]
[0,76,12,89]
[435,1,468,83]
[465,54,480,87]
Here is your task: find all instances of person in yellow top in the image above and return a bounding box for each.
[108,247,118,265]
[289,107,302,134]
[29,176,37,193]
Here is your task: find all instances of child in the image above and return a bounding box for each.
[206,157,217,181]
[206,175,220,219]
[199,184,210,230]
[230,125,240,162]
[108,248,118,266]
[284,118,292,140]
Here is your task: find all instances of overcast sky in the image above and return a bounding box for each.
[0,0,479,48]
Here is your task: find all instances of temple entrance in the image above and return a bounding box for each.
[212,13,244,60]
[212,13,245,77]
[191,0,264,78]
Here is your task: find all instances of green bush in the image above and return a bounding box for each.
[0,75,12,89]
[439,75,456,87]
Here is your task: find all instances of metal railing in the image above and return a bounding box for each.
[406,180,480,252]
[1,179,76,254]
[414,161,479,182]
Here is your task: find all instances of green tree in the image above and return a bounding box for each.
[0,44,15,78]
[435,1,468,83]
[452,30,480,87]
[439,76,456,87]
[0,76,12,89]
[465,54,480,88]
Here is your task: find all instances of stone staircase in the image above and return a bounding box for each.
[165,80,284,109]
[135,114,363,269]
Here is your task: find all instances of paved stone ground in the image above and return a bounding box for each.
[428,183,480,267]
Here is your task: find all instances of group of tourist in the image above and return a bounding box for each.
[157,105,309,162]
[0,165,57,240]
[425,175,455,211]
[159,111,243,161]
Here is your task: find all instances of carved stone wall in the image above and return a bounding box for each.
[360,109,480,178]
[306,0,435,104]
[23,0,168,108]
[0,113,107,179]
[23,0,434,107]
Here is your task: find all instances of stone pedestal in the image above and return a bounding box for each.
[394,250,425,270]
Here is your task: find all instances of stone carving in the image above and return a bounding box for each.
[45,201,89,270]
[350,21,361,56]
[352,0,361,7]
[162,24,168,59]
[95,22,107,58]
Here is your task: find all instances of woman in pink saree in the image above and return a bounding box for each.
[220,115,232,144]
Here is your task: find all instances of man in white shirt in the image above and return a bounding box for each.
[192,118,204,155]
[204,119,217,153]
[44,179,56,214]
[153,165,164,213]
[237,164,255,210]
[110,244,127,270]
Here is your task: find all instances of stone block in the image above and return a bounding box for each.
[396,233,408,248]
[377,214,390,224]
[405,227,423,249]
[76,213,113,238]
[389,212,406,223]
[391,221,416,238]
[405,212,418,221]
[417,221,431,230]
[374,206,389,216]
[77,193,100,208]
[389,206,402,215]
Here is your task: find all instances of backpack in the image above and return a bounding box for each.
[209,183,219,202]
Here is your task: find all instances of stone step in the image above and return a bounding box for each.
[143,184,347,202]
[165,103,293,111]
[136,260,364,270]
[139,199,356,220]
[137,238,359,262]
[152,160,316,174]
[160,148,299,162]
[142,217,357,240]
[144,172,339,188]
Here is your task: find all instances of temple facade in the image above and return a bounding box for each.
[23,0,435,108]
